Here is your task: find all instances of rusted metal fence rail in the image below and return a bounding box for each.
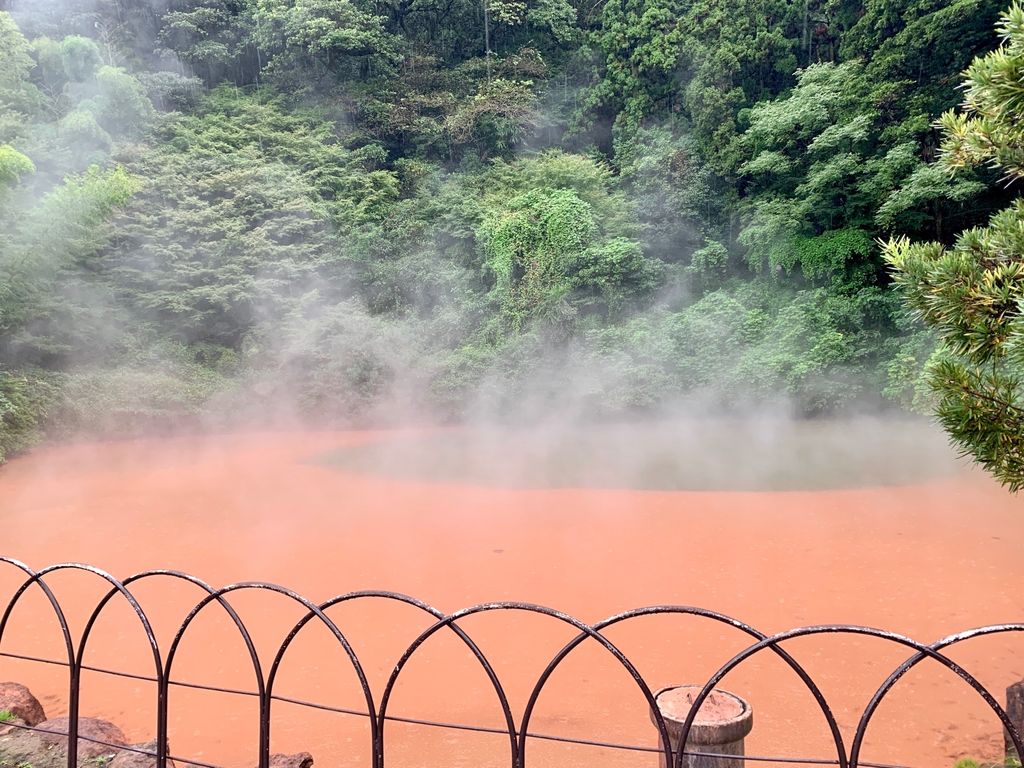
[1,558,1021,768]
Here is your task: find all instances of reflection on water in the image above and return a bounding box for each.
[318,417,962,490]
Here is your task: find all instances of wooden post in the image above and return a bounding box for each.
[1006,681,1024,761]
[650,685,753,768]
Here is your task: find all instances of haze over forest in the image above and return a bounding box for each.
[0,0,1015,460]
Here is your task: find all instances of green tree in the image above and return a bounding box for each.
[884,2,1024,491]
[92,65,156,136]
[680,0,801,175]
[479,180,656,328]
[98,90,397,348]
[445,77,539,158]
[738,61,875,277]
[584,0,686,133]
[157,0,258,87]
[0,144,34,189]
[0,165,141,367]
[59,35,103,81]
[30,36,67,97]
[253,0,403,86]
[0,12,40,142]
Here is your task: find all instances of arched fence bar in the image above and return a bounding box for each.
[0,558,1020,768]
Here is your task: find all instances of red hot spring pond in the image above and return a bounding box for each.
[0,417,1023,768]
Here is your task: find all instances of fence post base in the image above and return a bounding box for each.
[1006,680,1024,761]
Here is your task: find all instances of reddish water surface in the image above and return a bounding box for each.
[1,425,1023,768]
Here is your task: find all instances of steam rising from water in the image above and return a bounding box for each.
[318,416,962,491]
[0,0,948,499]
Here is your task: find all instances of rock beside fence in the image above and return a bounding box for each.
[35,716,129,759]
[0,682,314,768]
[0,681,46,726]
[1,714,126,768]
[110,740,177,768]
[267,753,314,768]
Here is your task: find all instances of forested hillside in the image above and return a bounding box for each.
[0,0,1014,460]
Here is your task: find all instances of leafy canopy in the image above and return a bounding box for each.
[884,2,1024,491]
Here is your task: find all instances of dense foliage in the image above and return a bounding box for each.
[0,0,1016,461]
[885,2,1024,491]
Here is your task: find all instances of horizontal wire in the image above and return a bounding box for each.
[0,650,913,768]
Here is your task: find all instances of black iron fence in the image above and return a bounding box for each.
[1,557,1021,768]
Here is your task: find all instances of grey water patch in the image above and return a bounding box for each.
[313,416,965,491]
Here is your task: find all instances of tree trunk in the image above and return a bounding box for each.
[483,0,491,82]
[803,0,810,64]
